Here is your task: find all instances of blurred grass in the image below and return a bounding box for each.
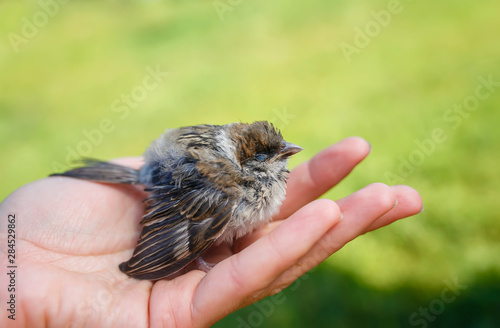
[1,0,499,326]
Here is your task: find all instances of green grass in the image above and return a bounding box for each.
[1,0,499,326]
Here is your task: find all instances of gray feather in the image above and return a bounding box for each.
[50,159,139,184]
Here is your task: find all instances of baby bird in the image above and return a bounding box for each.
[52,121,302,280]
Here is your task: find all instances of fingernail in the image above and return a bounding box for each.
[418,205,425,214]
[338,212,344,222]
[367,141,372,153]
[392,198,398,209]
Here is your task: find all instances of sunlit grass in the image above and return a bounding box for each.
[1,0,499,326]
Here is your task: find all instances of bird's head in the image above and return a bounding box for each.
[227,121,302,181]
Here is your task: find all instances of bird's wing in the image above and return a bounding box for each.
[119,168,233,280]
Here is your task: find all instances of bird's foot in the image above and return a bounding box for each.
[196,256,216,272]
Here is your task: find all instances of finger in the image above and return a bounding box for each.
[108,157,149,199]
[50,156,147,199]
[268,183,397,290]
[110,157,145,170]
[274,137,371,221]
[364,185,423,232]
[232,221,282,253]
[236,184,423,253]
[150,270,205,327]
[191,199,342,325]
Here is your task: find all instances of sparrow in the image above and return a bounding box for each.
[51,121,302,280]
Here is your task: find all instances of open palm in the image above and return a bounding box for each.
[0,137,422,327]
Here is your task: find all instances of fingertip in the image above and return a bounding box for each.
[309,137,370,182]
[110,157,145,170]
[316,137,371,171]
[366,182,398,211]
[311,198,343,224]
[316,136,371,164]
[391,185,424,215]
[276,136,371,221]
[343,136,372,157]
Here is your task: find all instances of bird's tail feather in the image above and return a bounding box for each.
[50,159,140,184]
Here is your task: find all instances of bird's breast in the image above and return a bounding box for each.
[216,178,287,244]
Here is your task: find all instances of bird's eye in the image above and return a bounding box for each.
[254,153,268,161]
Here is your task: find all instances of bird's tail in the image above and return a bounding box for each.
[50,159,140,184]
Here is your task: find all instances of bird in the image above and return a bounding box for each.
[51,121,302,280]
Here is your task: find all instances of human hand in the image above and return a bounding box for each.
[0,137,422,327]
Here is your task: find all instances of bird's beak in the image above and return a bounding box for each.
[279,141,303,159]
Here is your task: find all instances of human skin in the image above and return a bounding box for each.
[0,137,422,327]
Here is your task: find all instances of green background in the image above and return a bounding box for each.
[1,0,499,326]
